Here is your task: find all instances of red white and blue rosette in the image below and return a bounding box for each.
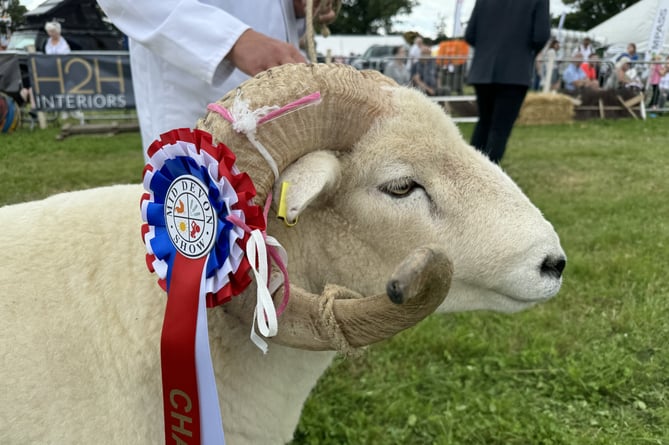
[140,128,280,445]
[141,128,266,306]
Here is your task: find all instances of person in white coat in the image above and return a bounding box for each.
[96,0,336,161]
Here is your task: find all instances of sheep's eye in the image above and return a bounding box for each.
[379,177,419,197]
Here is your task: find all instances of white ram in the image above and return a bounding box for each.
[0,64,565,444]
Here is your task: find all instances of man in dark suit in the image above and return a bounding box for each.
[465,0,551,164]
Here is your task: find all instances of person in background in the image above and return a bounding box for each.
[658,56,669,109]
[464,0,550,164]
[647,54,665,110]
[43,21,73,120]
[96,0,336,162]
[410,42,438,96]
[44,21,70,55]
[435,38,469,95]
[610,56,642,91]
[572,36,593,61]
[383,45,411,86]
[580,53,599,82]
[541,38,561,91]
[562,52,598,92]
[618,42,639,62]
[407,35,423,69]
[532,53,543,90]
[0,30,9,50]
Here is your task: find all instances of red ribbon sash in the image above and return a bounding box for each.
[160,254,207,444]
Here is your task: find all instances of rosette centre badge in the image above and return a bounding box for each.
[165,175,217,259]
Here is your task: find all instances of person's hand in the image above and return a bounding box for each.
[293,0,337,25]
[227,29,307,77]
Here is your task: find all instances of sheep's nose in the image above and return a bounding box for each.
[540,255,566,279]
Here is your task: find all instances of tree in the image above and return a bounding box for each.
[328,0,418,35]
[0,0,27,33]
[559,0,641,31]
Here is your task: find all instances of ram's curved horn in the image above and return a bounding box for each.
[197,63,397,204]
[226,246,452,351]
[199,64,450,350]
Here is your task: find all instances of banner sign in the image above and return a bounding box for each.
[28,52,135,111]
[647,0,669,59]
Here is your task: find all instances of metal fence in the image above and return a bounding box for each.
[356,54,669,120]
[5,51,668,130]
[544,57,668,109]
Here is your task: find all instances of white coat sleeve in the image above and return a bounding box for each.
[97,0,249,85]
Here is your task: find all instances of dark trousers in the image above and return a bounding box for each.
[649,84,661,108]
[471,83,528,164]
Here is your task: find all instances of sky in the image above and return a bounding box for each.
[19,0,573,38]
[19,0,43,11]
[393,0,573,37]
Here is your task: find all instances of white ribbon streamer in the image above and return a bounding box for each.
[194,267,226,444]
[245,229,279,353]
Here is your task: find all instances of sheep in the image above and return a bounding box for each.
[0,64,566,444]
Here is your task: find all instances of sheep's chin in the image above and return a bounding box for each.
[438,281,552,314]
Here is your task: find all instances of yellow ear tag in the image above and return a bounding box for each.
[277,181,298,227]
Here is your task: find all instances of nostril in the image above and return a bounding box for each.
[540,255,566,279]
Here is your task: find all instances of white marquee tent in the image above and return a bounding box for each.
[588,0,669,56]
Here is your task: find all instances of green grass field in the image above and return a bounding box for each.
[1,116,668,444]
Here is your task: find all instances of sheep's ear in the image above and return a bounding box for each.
[273,151,341,225]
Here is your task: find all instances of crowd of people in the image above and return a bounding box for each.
[5,16,666,115]
[354,35,669,120]
[532,37,669,107]
[380,37,469,97]
[3,1,668,164]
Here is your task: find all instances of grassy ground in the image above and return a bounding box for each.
[0,127,143,205]
[2,116,668,444]
[291,118,669,445]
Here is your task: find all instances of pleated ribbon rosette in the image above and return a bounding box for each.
[140,128,285,445]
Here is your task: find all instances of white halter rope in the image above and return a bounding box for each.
[207,91,322,180]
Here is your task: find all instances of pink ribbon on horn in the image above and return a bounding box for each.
[207,91,322,127]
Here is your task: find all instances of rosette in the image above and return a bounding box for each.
[139,128,287,445]
[140,128,266,307]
